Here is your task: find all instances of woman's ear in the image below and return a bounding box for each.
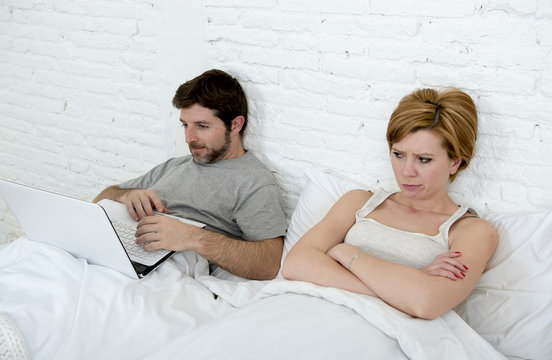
[450,157,463,175]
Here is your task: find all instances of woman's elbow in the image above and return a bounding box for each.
[281,253,301,280]
[410,308,442,321]
[407,300,449,320]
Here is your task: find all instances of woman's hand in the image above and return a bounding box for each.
[422,251,468,280]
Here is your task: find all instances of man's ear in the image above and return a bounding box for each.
[231,115,245,134]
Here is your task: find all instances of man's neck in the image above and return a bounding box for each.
[217,137,246,162]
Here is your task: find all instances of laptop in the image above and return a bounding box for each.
[0,178,205,279]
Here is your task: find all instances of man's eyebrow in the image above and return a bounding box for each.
[180,119,211,125]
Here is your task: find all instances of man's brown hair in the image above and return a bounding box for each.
[172,69,248,134]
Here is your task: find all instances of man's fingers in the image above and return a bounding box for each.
[139,191,167,215]
[125,202,140,221]
[142,241,162,252]
[138,193,156,216]
[150,196,167,213]
[135,229,159,244]
[131,198,148,220]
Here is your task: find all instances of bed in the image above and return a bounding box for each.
[0,171,551,360]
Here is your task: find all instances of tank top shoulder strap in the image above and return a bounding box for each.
[356,187,397,218]
[438,205,479,235]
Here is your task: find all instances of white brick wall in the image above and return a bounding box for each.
[1,1,552,244]
[0,0,205,243]
[204,1,552,216]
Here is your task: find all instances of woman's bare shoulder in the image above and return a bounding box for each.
[336,189,373,207]
[323,189,373,222]
[340,188,373,200]
[451,215,498,252]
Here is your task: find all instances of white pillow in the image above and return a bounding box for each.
[455,211,552,359]
[283,170,367,253]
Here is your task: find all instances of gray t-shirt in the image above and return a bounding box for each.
[119,151,287,242]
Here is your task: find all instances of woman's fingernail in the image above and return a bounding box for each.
[455,251,461,254]
[463,265,469,270]
[454,274,459,279]
[461,272,466,277]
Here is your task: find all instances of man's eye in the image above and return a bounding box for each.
[180,123,187,128]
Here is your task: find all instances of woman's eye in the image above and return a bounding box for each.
[392,151,403,158]
[180,123,187,128]
[419,157,432,163]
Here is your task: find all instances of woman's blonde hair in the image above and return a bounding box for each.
[386,88,478,182]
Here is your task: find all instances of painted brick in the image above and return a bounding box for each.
[321,55,416,83]
[278,0,367,15]
[240,11,322,33]
[370,0,477,17]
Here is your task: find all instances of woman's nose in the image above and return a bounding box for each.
[402,158,417,177]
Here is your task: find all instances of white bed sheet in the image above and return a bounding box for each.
[196,276,506,360]
[2,169,551,359]
[0,238,229,359]
[0,236,507,360]
[172,293,409,360]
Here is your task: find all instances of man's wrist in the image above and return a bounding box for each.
[114,187,130,202]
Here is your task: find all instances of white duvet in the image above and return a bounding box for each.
[0,237,506,360]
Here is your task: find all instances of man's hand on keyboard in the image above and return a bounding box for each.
[118,189,168,221]
[134,215,201,252]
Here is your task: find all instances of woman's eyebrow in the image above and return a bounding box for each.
[391,147,434,156]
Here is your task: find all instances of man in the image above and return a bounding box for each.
[94,69,288,280]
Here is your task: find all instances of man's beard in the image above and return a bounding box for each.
[189,130,231,164]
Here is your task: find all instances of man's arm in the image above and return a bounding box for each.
[93,185,167,221]
[135,215,283,280]
[93,185,125,203]
[195,231,284,280]
[96,185,284,279]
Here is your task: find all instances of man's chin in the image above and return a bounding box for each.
[190,146,229,164]
[191,154,210,164]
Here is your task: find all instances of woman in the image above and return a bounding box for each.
[282,88,498,320]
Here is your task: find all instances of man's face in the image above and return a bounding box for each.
[180,104,231,164]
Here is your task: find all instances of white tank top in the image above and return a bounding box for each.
[344,188,474,269]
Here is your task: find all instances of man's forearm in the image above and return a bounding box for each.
[93,185,128,203]
[196,231,283,280]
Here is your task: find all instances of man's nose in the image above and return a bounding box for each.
[185,127,197,143]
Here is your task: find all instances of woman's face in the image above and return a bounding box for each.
[390,129,461,200]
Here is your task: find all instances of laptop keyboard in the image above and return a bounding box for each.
[111,220,171,266]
